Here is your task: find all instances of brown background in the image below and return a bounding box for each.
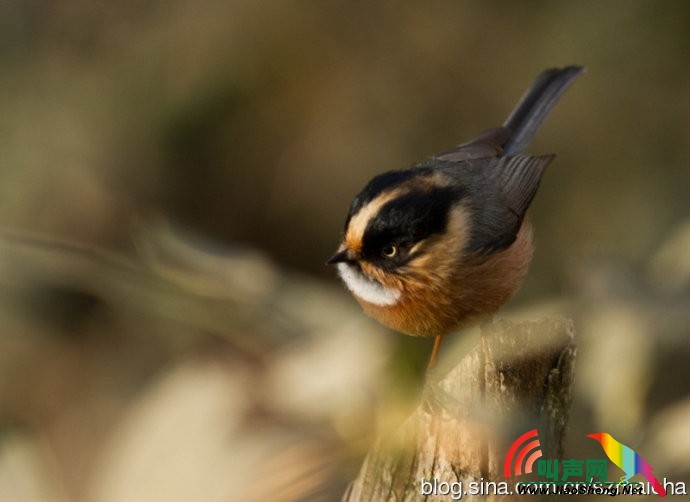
[0,1,688,500]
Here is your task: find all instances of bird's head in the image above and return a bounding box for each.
[327,168,468,310]
[587,432,606,443]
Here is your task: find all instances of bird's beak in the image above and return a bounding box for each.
[326,249,351,265]
[587,433,601,441]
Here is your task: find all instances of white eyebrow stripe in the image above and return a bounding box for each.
[336,263,401,306]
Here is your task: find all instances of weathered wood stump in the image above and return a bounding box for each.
[344,318,576,501]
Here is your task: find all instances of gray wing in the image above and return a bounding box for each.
[495,154,553,220]
[438,154,553,254]
[434,127,511,162]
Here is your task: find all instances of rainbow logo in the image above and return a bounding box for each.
[587,432,666,497]
[504,429,543,478]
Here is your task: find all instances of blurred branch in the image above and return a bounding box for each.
[343,318,576,502]
[0,229,296,356]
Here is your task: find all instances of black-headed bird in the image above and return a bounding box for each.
[328,66,584,367]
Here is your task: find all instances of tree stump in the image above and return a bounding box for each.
[343,318,576,501]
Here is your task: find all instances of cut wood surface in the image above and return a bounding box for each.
[344,318,576,501]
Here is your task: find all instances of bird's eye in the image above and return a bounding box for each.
[381,245,397,258]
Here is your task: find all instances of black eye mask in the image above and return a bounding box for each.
[344,167,435,231]
[361,186,463,268]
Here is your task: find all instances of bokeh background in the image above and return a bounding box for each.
[1,1,689,500]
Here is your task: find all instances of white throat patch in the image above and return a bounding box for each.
[336,263,401,306]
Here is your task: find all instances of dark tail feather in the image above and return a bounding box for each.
[643,472,667,498]
[501,65,585,156]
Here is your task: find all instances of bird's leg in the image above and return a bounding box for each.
[427,334,444,371]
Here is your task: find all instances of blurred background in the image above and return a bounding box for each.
[0,1,689,500]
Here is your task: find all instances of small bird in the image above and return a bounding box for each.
[327,66,584,368]
[587,432,666,497]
